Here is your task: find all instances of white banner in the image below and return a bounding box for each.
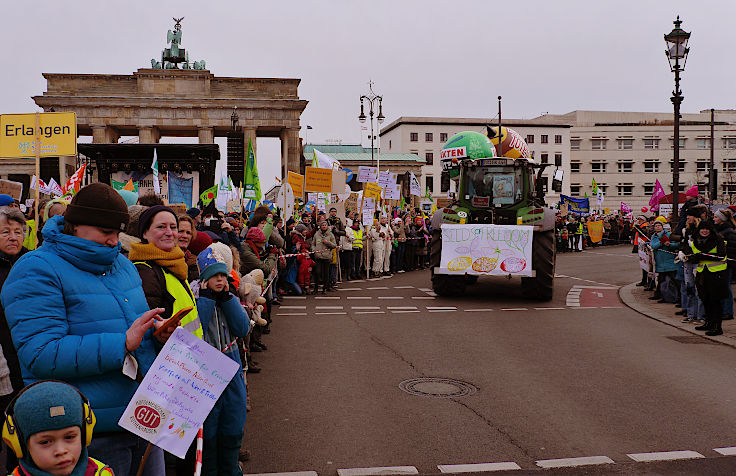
[410,172,421,196]
[439,224,534,276]
[118,327,239,458]
[377,170,397,189]
[357,166,377,183]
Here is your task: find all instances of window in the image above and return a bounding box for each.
[724,183,736,195]
[696,138,711,149]
[644,160,660,173]
[540,153,549,164]
[425,175,433,193]
[526,134,535,144]
[697,182,707,194]
[696,160,710,172]
[591,161,607,173]
[570,162,581,173]
[724,138,736,149]
[554,153,562,165]
[591,138,607,150]
[410,132,418,142]
[597,184,608,194]
[617,160,633,173]
[541,134,549,144]
[670,138,686,149]
[425,152,434,165]
[617,138,634,150]
[669,160,686,172]
[555,135,562,144]
[440,132,448,142]
[425,132,433,142]
[570,184,582,196]
[570,139,581,150]
[670,183,686,193]
[643,183,655,195]
[441,173,450,193]
[643,138,660,149]
[617,183,634,196]
[723,159,736,172]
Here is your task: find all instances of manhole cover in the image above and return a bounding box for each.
[398,378,478,398]
[666,335,720,345]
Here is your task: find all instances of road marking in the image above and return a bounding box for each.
[535,307,566,310]
[246,472,318,476]
[500,308,528,311]
[418,288,432,292]
[536,456,615,468]
[556,274,618,287]
[387,306,417,310]
[315,296,340,300]
[347,296,372,300]
[282,296,307,300]
[338,288,363,291]
[276,312,307,316]
[314,312,347,316]
[465,308,494,312]
[411,296,436,300]
[351,306,380,310]
[316,306,343,310]
[356,311,386,315]
[427,306,456,310]
[352,280,365,282]
[425,292,438,296]
[393,285,415,289]
[391,310,421,313]
[378,296,404,300]
[570,306,599,310]
[714,446,736,455]
[438,462,521,473]
[279,306,306,310]
[570,285,618,289]
[338,467,418,476]
[367,286,389,290]
[626,450,704,462]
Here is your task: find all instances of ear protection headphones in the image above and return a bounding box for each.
[2,380,96,458]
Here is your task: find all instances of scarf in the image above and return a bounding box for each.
[129,242,188,280]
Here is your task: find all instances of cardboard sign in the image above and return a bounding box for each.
[345,193,359,214]
[288,171,304,199]
[0,179,23,201]
[0,112,77,158]
[226,200,242,214]
[305,167,333,193]
[331,170,347,193]
[118,328,238,459]
[357,166,378,183]
[168,203,187,217]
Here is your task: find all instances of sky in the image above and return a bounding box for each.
[2,0,735,192]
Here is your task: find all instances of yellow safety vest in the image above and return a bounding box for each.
[353,229,363,249]
[11,458,113,476]
[690,242,727,273]
[22,220,36,251]
[136,262,203,338]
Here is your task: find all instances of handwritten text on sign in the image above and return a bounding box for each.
[118,327,238,458]
[439,224,533,277]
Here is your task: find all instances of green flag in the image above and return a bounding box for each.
[311,149,319,168]
[200,185,218,205]
[244,138,262,201]
[400,196,406,209]
[592,178,598,195]
[111,179,138,192]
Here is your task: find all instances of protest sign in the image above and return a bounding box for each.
[331,169,346,193]
[587,220,604,243]
[377,170,397,189]
[118,327,239,458]
[345,192,359,213]
[357,166,378,183]
[409,172,421,196]
[384,183,401,200]
[362,209,374,226]
[226,200,242,214]
[363,182,383,201]
[560,195,589,216]
[0,179,23,201]
[168,203,187,217]
[305,167,333,193]
[288,171,304,199]
[439,224,534,277]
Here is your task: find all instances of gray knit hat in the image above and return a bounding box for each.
[14,382,84,439]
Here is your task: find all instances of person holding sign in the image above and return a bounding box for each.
[1,183,168,476]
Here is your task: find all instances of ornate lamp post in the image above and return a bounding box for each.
[358,81,385,169]
[664,16,690,222]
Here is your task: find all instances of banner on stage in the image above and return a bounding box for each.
[560,195,589,215]
[439,224,533,277]
[118,328,238,458]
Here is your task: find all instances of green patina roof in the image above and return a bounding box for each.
[303,144,366,154]
[303,144,424,164]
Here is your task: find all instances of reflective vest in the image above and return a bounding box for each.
[575,223,583,235]
[136,262,203,338]
[353,228,363,249]
[690,242,727,273]
[634,222,648,245]
[11,458,113,476]
[22,219,36,251]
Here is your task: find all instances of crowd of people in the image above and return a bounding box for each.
[0,184,436,476]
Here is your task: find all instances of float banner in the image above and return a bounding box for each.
[587,220,604,243]
[0,112,77,158]
[560,195,589,216]
[118,327,238,458]
[439,224,533,277]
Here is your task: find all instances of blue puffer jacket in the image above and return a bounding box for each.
[0,216,157,432]
[650,230,679,273]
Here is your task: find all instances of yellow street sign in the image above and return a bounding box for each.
[0,112,77,158]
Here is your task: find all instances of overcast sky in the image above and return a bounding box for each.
[3,0,734,192]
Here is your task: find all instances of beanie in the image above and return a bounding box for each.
[198,246,229,283]
[0,195,14,207]
[295,224,307,234]
[715,209,730,223]
[138,205,177,238]
[14,381,84,441]
[186,207,201,219]
[117,189,139,207]
[655,216,667,224]
[188,230,213,255]
[685,185,699,198]
[64,183,129,231]
[245,227,266,243]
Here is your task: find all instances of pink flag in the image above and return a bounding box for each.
[621,202,632,214]
[649,179,666,211]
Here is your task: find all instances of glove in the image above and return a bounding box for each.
[675,251,687,263]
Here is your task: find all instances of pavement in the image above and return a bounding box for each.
[619,281,736,348]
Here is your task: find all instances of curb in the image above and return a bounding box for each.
[619,282,736,349]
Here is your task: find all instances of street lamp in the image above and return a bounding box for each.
[664,16,690,222]
[358,81,384,169]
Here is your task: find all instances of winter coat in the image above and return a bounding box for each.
[240,242,277,277]
[328,216,346,239]
[650,230,679,273]
[0,248,27,406]
[715,222,736,264]
[313,228,337,260]
[371,223,393,251]
[392,222,407,242]
[411,225,430,256]
[341,227,355,251]
[0,216,157,433]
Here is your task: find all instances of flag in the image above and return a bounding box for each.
[200,185,218,205]
[31,176,50,195]
[621,202,632,214]
[123,179,136,192]
[243,138,262,201]
[111,179,138,193]
[409,172,421,197]
[168,172,193,208]
[311,149,318,168]
[151,149,160,194]
[649,179,666,211]
[47,178,64,197]
[592,178,598,196]
[425,187,432,199]
[313,149,340,169]
[61,163,86,196]
[400,196,406,209]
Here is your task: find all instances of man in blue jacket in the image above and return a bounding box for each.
[1,183,168,476]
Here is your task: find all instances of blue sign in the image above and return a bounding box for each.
[560,195,589,216]
[344,168,354,183]
[167,173,193,208]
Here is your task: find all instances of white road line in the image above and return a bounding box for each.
[355,311,386,315]
[411,296,436,300]
[536,456,615,468]
[246,472,318,476]
[418,288,432,292]
[556,274,618,287]
[347,296,371,300]
[367,286,389,290]
[338,467,418,476]
[427,307,457,310]
[627,450,704,462]
[714,446,736,455]
[276,312,307,316]
[426,292,438,296]
[351,306,380,310]
[571,285,618,289]
[429,309,456,312]
[500,308,528,311]
[315,296,340,300]
[279,306,306,310]
[465,308,494,312]
[391,310,421,313]
[314,312,347,316]
[352,280,365,282]
[535,307,566,310]
[338,288,363,291]
[571,306,599,310]
[316,306,343,310]
[387,306,418,310]
[378,296,403,300]
[393,285,415,289]
[438,462,521,473]
[282,296,307,300]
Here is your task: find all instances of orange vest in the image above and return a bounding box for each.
[634,222,649,245]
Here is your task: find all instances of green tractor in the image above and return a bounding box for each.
[429,129,559,300]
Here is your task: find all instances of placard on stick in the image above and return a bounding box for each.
[304,167,333,193]
[0,179,23,201]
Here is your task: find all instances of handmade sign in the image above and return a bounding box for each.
[384,183,401,200]
[587,220,604,243]
[288,172,304,199]
[357,166,378,183]
[304,167,333,193]
[439,224,534,276]
[226,200,242,214]
[377,170,397,189]
[0,179,23,201]
[118,327,238,458]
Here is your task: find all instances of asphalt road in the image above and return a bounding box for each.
[243,244,736,475]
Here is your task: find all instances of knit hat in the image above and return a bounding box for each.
[295,224,307,234]
[188,230,213,255]
[138,205,177,238]
[686,204,707,218]
[186,207,201,219]
[655,216,667,224]
[245,227,266,243]
[0,195,14,207]
[715,209,730,223]
[117,189,139,207]
[13,381,84,441]
[64,183,129,231]
[286,217,295,228]
[198,245,230,282]
[685,185,699,198]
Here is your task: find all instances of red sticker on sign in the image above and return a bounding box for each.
[134,405,162,429]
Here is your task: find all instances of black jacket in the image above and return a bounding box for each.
[0,248,28,407]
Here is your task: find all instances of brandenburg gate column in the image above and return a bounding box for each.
[280,128,300,174]
[92,125,119,143]
[138,127,160,144]
[198,127,214,144]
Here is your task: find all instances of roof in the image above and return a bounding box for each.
[303,144,425,164]
[303,144,365,154]
[379,116,571,135]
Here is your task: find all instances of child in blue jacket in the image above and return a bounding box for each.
[196,243,250,476]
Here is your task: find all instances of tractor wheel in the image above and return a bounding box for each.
[430,229,466,296]
[521,229,556,301]
[465,275,479,285]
